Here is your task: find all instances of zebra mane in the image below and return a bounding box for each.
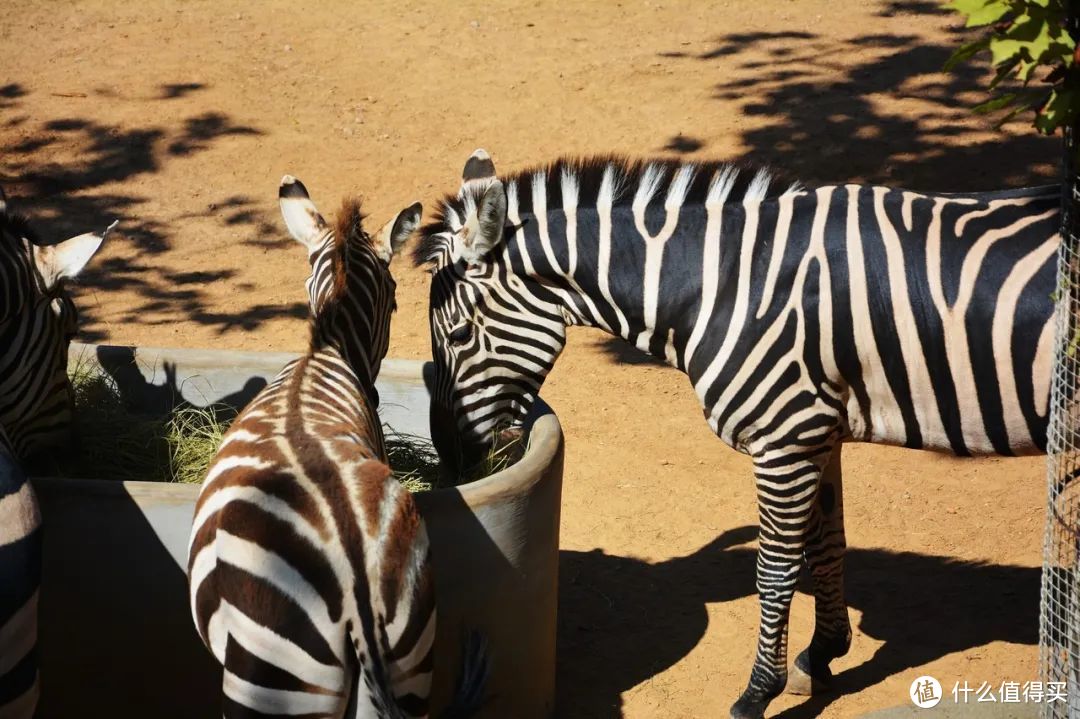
[334,196,370,253]
[308,197,367,349]
[412,155,800,267]
[0,207,41,248]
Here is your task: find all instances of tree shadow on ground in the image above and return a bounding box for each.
[589,334,666,367]
[657,10,1057,190]
[556,525,1037,718]
[0,81,299,342]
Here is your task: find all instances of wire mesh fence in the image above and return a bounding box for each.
[1041,159,1080,718]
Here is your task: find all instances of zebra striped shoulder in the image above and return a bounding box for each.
[413,155,799,267]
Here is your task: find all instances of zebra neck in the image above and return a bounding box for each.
[0,310,70,459]
[510,202,708,371]
[308,338,377,405]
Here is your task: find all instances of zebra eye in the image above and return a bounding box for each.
[448,324,472,346]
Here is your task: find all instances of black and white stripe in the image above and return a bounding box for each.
[0,428,41,719]
[0,186,109,719]
[188,177,485,718]
[0,187,114,458]
[415,151,1057,718]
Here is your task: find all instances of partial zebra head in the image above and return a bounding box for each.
[0,186,113,459]
[414,150,569,476]
[278,176,421,385]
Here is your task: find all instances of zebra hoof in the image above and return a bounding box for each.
[730,692,768,719]
[786,662,816,696]
[787,650,833,696]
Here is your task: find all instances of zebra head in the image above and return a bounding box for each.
[278,176,421,386]
[0,186,113,459]
[415,150,569,477]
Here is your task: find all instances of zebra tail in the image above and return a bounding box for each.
[437,630,489,719]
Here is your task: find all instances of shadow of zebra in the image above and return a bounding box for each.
[557,525,1037,718]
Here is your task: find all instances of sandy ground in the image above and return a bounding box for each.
[1,1,1061,717]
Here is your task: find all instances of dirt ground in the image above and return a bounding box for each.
[1,0,1061,717]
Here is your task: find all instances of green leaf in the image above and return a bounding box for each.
[944,0,1078,133]
[945,0,994,13]
[1017,57,1040,81]
[944,37,991,71]
[1024,16,1054,59]
[989,57,1020,87]
[1044,25,1077,63]
[974,93,1019,113]
[990,88,1047,128]
[995,100,1036,128]
[989,36,1028,67]
[1035,87,1076,133]
[964,0,1012,26]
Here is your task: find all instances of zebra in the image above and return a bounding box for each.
[0,428,40,719]
[188,176,486,719]
[0,186,111,718]
[413,150,1058,719]
[1,186,115,459]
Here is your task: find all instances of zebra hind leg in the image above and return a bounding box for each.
[730,438,836,719]
[788,444,851,696]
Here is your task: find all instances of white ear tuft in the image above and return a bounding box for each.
[375,201,423,263]
[279,175,328,251]
[461,148,496,184]
[34,220,115,290]
[461,180,507,264]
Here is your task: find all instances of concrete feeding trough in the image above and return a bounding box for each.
[32,342,564,719]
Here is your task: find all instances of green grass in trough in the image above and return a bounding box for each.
[384,428,441,493]
[166,405,232,485]
[55,363,520,490]
[60,359,174,483]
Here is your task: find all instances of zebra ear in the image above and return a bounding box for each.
[375,201,423,263]
[462,148,496,184]
[462,180,507,264]
[279,175,328,251]
[34,220,116,290]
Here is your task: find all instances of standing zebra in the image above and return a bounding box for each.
[0,186,111,719]
[188,177,484,719]
[414,150,1058,719]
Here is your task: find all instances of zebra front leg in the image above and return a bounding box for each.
[730,442,833,719]
[788,443,851,696]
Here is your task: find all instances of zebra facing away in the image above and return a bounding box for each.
[414,150,1058,719]
[0,186,112,719]
[188,177,485,719]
